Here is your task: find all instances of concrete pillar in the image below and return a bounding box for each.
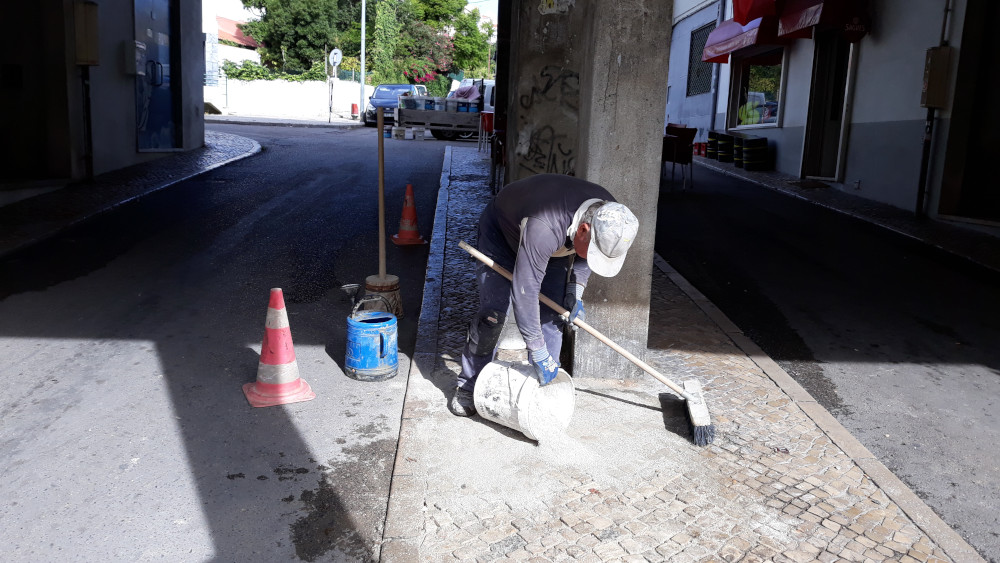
[179,0,206,150]
[504,0,671,379]
[506,0,588,181]
[574,1,672,379]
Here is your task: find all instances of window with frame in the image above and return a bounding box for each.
[729,47,784,128]
[687,23,715,96]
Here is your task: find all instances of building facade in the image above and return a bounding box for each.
[1,0,205,183]
[665,0,998,227]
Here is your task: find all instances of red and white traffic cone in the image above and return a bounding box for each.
[243,288,316,407]
[391,183,427,245]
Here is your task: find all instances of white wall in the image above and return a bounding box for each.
[851,1,951,124]
[673,0,718,24]
[218,43,260,64]
[663,2,720,141]
[206,79,374,120]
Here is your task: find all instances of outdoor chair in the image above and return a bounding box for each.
[662,125,696,191]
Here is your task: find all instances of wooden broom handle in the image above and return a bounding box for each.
[377,109,386,278]
[458,241,694,401]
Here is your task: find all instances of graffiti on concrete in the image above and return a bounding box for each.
[515,65,580,177]
[516,125,575,176]
[519,66,579,113]
[538,0,575,15]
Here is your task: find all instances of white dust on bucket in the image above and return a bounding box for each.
[473,360,574,442]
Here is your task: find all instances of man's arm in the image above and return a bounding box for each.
[510,218,562,351]
[571,258,591,288]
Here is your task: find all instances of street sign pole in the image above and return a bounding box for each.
[328,49,342,123]
[360,0,366,121]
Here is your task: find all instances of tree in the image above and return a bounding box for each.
[240,0,340,73]
[238,0,474,87]
[371,0,403,84]
[397,21,453,84]
[416,0,467,28]
[328,0,369,68]
[451,9,492,78]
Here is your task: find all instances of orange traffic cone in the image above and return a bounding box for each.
[243,288,316,407]
[391,184,427,245]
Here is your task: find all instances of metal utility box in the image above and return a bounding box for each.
[921,46,952,109]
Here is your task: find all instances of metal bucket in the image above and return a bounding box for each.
[473,360,575,441]
[345,296,398,381]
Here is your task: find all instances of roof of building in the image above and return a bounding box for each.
[217,16,260,48]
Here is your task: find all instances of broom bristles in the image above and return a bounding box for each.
[691,423,716,447]
[683,379,716,446]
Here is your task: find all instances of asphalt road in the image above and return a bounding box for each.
[0,124,450,561]
[654,166,1000,561]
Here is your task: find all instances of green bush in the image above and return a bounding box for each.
[221,60,328,82]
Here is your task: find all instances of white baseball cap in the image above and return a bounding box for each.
[587,202,639,277]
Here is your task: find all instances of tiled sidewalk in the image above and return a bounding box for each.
[381,147,983,562]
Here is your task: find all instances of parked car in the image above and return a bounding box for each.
[761,101,778,123]
[363,83,419,127]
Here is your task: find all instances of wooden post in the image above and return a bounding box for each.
[365,109,403,318]
[377,108,386,278]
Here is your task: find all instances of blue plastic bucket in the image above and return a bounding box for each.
[346,310,398,381]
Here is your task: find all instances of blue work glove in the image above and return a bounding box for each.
[528,347,560,386]
[564,282,586,328]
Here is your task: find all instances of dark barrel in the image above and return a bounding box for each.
[743,136,770,171]
[717,133,734,163]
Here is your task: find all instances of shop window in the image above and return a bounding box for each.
[729,47,784,128]
[687,23,715,96]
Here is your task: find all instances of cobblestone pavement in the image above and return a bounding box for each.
[381,147,984,562]
[0,130,260,257]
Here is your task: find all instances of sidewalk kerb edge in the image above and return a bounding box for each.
[380,146,451,560]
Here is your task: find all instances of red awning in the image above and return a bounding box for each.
[702,17,782,64]
[778,0,870,41]
[733,0,777,26]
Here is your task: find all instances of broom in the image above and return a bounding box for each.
[459,241,716,446]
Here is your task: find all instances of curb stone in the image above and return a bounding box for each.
[380,146,453,561]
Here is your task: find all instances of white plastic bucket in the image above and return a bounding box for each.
[473,360,575,441]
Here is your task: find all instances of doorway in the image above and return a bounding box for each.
[939,0,1000,223]
[134,0,179,151]
[801,30,854,180]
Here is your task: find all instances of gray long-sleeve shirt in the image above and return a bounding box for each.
[490,174,616,351]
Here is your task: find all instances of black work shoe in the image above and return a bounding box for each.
[448,387,476,417]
